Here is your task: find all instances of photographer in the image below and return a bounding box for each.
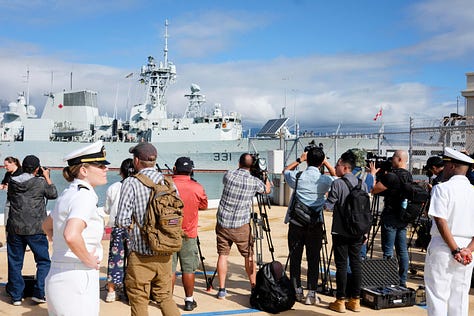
[325,150,368,312]
[371,150,411,287]
[6,155,57,306]
[283,147,335,305]
[424,156,444,189]
[215,153,271,300]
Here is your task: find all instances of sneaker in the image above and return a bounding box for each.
[295,287,304,302]
[32,296,47,304]
[184,300,197,311]
[305,290,320,305]
[12,300,22,306]
[105,291,116,303]
[217,288,227,299]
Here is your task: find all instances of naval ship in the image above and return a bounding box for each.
[0,21,379,171]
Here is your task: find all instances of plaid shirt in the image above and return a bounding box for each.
[217,168,266,228]
[115,167,164,255]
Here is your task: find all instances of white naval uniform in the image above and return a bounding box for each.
[425,175,474,316]
[45,179,104,316]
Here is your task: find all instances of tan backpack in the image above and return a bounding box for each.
[133,173,184,255]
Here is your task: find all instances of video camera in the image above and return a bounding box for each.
[365,152,392,172]
[250,153,268,182]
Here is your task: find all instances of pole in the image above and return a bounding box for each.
[409,117,413,172]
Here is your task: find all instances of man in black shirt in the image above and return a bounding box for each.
[371,150,411,287]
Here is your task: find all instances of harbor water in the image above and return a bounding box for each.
[0,169,225,214]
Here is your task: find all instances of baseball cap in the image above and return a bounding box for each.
[22,155,40,169]
[129,142,157,161]
[174,157,194,173]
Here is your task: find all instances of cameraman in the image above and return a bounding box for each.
[371,150,411,287]
[215,153,271,300]
[283,147,335,305]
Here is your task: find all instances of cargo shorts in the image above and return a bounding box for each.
[172,237,199,274]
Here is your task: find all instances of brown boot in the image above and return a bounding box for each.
[329,298,346,313]
[345,298,361,312]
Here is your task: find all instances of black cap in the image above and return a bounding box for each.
[424,156,444,170]
[22,155,40,169]
[174,157,194,173]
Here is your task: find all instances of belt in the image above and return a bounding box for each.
[51,261,94,270]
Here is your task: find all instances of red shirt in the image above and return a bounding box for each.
[172,175,208,238]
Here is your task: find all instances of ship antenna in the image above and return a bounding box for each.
[164,19,169,68]
[26,67,30,105]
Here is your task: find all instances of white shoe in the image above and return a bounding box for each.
[295,287,304,302]
[32,296,47,304]
[105,291,116,302]
[305,290,320,305]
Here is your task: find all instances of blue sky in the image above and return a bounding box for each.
[0,0,473,133]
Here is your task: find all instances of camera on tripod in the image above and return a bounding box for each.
[250,153,268,182]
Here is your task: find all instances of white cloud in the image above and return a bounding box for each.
[172,10,272,58]
[404,0,474,60]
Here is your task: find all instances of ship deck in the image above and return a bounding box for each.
[0,205,473,315]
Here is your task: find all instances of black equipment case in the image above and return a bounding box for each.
[360,258,415,310]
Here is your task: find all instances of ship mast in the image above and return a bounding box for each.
[139,19,176,120]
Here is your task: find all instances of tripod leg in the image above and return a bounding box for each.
[196,236,212,291]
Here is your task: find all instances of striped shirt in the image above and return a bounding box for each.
[217,168,266,229]
[115,167,164,255]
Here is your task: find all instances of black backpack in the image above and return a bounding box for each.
[399,181,430,224]
[250,261,296,314]
[341,177,372,237]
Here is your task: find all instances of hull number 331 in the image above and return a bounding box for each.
[213,153,232,161]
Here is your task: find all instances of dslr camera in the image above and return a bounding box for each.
[250,153,268,182]
[36,166,48,177]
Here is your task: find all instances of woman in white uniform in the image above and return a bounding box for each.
[43,141,108,316]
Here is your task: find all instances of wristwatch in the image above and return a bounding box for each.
[451,247,462,256]
[296,158,301,164]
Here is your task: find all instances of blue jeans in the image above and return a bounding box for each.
[381,220,408,286]
[6,233,51,300]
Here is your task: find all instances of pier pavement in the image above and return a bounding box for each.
[0,205,472,315]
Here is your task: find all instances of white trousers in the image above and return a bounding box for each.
[45,262,100,316]
[425,242,473,316]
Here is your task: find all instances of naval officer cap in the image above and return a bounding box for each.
[64,140,110,166]
[442,147,474,166]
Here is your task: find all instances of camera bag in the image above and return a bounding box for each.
[289,172,320,226]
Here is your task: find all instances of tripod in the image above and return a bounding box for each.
[206,191,275,290]
[252,192,275,268]
[406,202,430,276]
[318,212,335,295]
[366,195,382,258]
[196,236,213,291]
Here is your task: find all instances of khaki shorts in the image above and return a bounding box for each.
[172,237,199,274]
[216,223,254,257]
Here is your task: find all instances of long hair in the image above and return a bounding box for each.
[120,158,136,179]
[4,156,21,169]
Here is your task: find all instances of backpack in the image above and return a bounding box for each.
[341,177,372,237]
[289,171,322,226]
[250,261,296,314]
[399,180,430,224]
[133,173,184,254]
